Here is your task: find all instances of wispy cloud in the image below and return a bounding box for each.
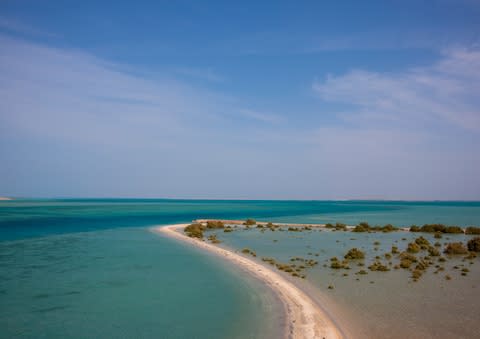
[237,108,284,124]
[0,34,235,149]
[313,48,480,131]
[0,33,479,199]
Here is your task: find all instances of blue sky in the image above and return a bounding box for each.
[1,0,479,200]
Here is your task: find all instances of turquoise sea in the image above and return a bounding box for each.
[1,199,480,338]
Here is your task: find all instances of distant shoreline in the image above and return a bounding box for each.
[0,197,13,201]
[153,223,344,339]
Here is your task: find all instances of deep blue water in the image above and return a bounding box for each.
[2,199,479,241]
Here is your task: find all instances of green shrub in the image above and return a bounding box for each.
[410,225,420,232]
[467,237,480,252]
[207,234,221,244]
[352,225,367,232]
[445,226,463,234]
[184,223,206,238]
[325,223,334,228]
[411,269,423,280]
[421,224,446,233]
[466,227,480,235]
[407,242,421,253]
[415,236,430,248]
[344,248,365,260]
[399,252,418,262]
[206,220,224,229]
[400,259,413,269]
[444,242,468,255]
[368,261,390,271]
[244,219,256,226]
[428,246,440,256]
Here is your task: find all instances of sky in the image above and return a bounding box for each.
[0,0,479,200]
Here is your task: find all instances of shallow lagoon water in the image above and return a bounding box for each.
[0,228,283,339]
[212,227,480,339]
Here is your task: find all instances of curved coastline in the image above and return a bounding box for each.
[153,223,344,339]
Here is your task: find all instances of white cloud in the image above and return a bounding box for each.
[313,48,480,132]
[0,33,479,199]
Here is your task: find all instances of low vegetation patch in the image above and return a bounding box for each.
[466,227,480,235]
[351,222,398,233]
[444,242,468,255]
[206,220,224,229]
[410,224,464,234]
[344,248,365,260]
[467,237,480,252]
[184,223,206,238]
[368,261,390,272]
[241,248,256,257]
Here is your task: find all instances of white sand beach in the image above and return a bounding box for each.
[153,223,344,339]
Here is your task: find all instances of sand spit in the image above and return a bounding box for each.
[153,223,343,339]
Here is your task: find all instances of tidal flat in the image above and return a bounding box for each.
[202,221,480,339]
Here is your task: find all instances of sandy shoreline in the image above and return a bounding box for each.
[153,223,344,339]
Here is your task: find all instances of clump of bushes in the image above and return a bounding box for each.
[410,225,420,232]
[428,246,440,256]
[207,234,221,244]
[444,242,468,255]
[223,227,233,233]
[206,220,224,229]
[410,224,464,234]
[244,219,256,226]
[184,223,206,238]
[391,246,399,254]
[411,269,423,281]
[466,227,480,235]
[241,248,256,257]
[445,226,463,234]
[352,224,368,232]
[344,248,365,260]
[330,257,349,269]
[335,222,347,231]
[407,242,421,253]
[262,257,276,265]
[399,252,417,268]
[351,221,398,233]
[415,236,430,249]
[467,237,480,252]
[400,259,413,269]
[368,261,390,271]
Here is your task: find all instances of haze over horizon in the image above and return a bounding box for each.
[1,1,479,200]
